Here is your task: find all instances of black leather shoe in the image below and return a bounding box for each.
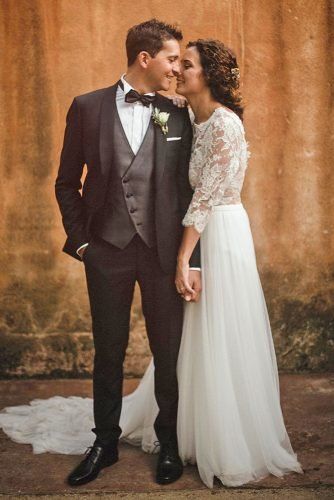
[67,443,118,486]
[156,440,183,485]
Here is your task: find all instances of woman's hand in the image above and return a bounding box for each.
[175,259,195,301]
[176,227,201,301]
[167,95,188,108]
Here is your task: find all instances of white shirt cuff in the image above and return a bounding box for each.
[189,267,201,271]
[76,243,89,257]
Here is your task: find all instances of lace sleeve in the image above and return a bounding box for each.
[182,113,244,233]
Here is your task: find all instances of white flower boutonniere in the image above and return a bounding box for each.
[152,107,170,135]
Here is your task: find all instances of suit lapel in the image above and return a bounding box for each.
[99,83,118,178]
[154,94,168,188]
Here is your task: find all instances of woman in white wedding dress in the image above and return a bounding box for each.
[0,39,303,488]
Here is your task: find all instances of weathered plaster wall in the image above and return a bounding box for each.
[0,0,333,377]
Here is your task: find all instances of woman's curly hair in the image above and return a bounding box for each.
[187,39,244,121]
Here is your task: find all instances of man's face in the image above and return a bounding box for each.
[146,39,181,91]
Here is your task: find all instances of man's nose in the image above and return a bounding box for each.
[172,61,181,75]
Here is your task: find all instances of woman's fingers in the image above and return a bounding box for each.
[174,97,188,107]
[175,261,195,301]
[166,95,188,108]
[175,277,195,297]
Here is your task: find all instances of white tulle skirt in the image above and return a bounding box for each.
[0,204,303,487]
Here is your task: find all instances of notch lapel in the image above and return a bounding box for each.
[154,95,168,188]
[99,83,118,178]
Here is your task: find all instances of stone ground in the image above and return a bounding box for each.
[0,374,333,499]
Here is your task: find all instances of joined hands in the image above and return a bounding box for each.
[175,263,202,302]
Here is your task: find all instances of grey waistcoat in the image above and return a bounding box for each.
[95,110,156,249]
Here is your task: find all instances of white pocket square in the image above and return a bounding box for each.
[166,137,182,141]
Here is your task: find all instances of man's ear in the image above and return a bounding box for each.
[137,51,152,69]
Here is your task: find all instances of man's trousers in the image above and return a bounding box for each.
[83,234,183,446]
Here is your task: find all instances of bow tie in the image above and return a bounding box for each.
[125,89,156,107]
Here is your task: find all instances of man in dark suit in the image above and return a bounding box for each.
[55,19,201,486]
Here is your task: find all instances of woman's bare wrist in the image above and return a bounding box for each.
[177,254,189,266]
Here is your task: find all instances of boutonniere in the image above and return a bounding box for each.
[152,107,170,136]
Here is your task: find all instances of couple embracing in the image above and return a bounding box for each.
[1,18,303,488]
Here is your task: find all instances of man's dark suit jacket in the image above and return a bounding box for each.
[55,82,200,275]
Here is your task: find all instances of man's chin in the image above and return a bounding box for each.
[160,81,171,91]
[175,86,186,97]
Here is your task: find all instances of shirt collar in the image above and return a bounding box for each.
[120,73,155,96]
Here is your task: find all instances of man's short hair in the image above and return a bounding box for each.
[126,19,182,66]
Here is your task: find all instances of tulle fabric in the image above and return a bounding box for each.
[177,204,303,486]
[0,360,158,455]
[0,204,303,487]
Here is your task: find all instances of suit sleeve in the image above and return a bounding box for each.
[55,98,88,251]
[177,108,201,268]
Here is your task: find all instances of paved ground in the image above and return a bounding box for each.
[0,373,333,499]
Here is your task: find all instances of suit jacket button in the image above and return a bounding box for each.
[123,178,129,183]
[130,208,136,214]
[136,222,142,226]
[126,193,133,198]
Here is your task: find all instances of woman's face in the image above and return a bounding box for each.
[176,46,207,97]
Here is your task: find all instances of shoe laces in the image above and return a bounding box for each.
[84,446,94,456]
[84,445,100,463]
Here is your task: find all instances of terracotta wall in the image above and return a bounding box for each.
[0,0,333,377]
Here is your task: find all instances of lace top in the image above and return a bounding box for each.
[182,106,249,233]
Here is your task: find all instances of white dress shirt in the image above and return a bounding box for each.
[116,74,155,154]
